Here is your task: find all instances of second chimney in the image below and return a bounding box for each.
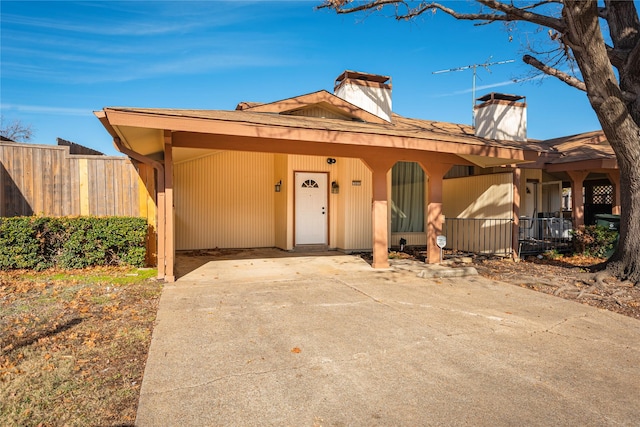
[474,93,527,141]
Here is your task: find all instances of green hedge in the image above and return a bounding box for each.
[0,216,147,270]
[571,225,618,258]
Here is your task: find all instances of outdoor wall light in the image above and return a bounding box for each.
[327,158,337,165]
[331,181,339,194]
[275,180,282,193]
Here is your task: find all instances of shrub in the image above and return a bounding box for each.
[0,216,147,270]
[571,225,618,258]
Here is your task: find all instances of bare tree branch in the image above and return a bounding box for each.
[320,0,640,284]
[0,116,33,142]
[523,54,587,91]
[319,0,566,32]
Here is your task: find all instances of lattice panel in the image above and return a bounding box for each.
[591,185,613,204]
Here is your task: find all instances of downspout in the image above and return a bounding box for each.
[112,136,167,281]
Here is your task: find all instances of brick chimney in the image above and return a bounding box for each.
[334,71,392,122]
[474,93,527,141]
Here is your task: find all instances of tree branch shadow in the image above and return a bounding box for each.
[3,317,83,354]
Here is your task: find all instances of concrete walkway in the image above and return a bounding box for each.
[136,253,640,426]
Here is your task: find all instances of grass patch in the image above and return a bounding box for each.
[0,267,162,426]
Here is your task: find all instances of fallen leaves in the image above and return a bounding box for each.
[0,267,162,426]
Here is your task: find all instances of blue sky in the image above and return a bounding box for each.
[1,1,600,156]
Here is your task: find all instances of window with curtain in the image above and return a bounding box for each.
[391,162,425,233]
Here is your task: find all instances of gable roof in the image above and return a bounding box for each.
[235,90,391,124]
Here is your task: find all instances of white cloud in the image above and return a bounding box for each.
[1,104,92,116]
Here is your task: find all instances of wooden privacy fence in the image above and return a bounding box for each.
[0,141,157,263]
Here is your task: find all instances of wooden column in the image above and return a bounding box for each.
[362,155,396,269]
[512,168,521,260]
[164,130,175,282]
[567,170,589,227]
[607,170,621,215]
[420,161,452,264]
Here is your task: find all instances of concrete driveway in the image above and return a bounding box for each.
[136,252,640,426]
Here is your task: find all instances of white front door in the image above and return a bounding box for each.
[295,172,328,245]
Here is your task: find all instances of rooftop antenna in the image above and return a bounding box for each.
[432,58,515,126]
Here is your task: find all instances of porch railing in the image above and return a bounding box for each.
[444,218,513,256]
[518,217,574,255]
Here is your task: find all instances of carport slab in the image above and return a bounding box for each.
[137,255,640,426]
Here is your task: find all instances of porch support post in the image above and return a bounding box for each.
[567,170,589,227]
[164,130,176,282]
[362,155,396,269]
[420,161,452,264]
[607,170,621,215]
[512,168,521,260]
[157,172,166,281]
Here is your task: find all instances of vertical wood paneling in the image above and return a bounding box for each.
[32,147,43,215]
[443,173,513,219]
[342,158,372,250]
[274,154,289,249]
[331,157,373,251]
[287,106,350,120]
[22,147,33,213]
[174,151,275,250]
[0,143,145,219]
[42,149,53,216]
[52,149,62,216]
[69,156,80,215]
[61,157,71,215]
[443,173,513,254]
[79,158,90,215]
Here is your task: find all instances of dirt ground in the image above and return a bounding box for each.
[470,255,640,320]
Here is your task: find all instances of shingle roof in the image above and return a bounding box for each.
[107,106,548,153]
[541,130,615,165]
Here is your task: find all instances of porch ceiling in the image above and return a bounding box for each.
[98,107,543,167]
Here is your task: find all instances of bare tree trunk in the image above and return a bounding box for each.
[564,1,640,284]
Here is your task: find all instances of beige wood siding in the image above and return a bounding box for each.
[443,173,514,254]
[286,106,351,120]
[443,173,513,219]
[274,154,289,249]
[174,151,275,250]
[337,158,372,250]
